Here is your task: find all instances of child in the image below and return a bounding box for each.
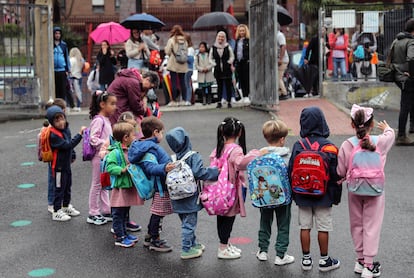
[106,122,143,248]
[194,41,214,105]
[255,120,295,265]
[128,116,175,252]
[210,117,259,259]
[165,127,219,259]
[87,90,117,225]
[337,104,395,278]
[288,106,342,272]
[46,105,86,221]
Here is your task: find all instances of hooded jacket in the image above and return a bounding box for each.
[53,26,70,72]
[46,106,82,173]
[392,32,414,82]
[166,127,219,213]
[288,106,341,207]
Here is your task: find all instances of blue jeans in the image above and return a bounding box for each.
[170,71,186,101]
[332,57,348,81]
[179,212,198,252]
[184,71,193,102]
[112,207,128,239]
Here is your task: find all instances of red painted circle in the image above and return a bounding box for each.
[229,237,253,245]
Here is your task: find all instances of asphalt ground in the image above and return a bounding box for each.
[0,103,412,278]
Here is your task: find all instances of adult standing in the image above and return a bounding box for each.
[165,25,188,106]
[351,29,377,80]
[328,28,349,81]
[304,32,320,96]
[277,25,289,100]
[69,47,85,111]
[234,24,250,103]
[53,26,74,108]
[125,29,150,72]
[96,40,117,90]
[209,31,235,108]
[184,33,195,106]
[391,18,414,146]
[107,68,159,127]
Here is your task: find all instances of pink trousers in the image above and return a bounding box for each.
[88,155,110,216]
[348,192,385,265]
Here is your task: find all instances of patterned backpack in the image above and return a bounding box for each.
[346,136,384,196]
[247,151,291,208]
[166,151,197,200]
[200,144,238,216]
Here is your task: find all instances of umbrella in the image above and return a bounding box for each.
[293,64,318,94]
[121,13,165,30]
[89,22,130,45]
[277,4,293,26]
[193,12,239,29]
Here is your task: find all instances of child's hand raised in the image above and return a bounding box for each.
[377,120,390,131]
[79,126,87,135]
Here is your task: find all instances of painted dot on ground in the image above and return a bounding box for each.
[21,162,35,166]
[18,183,36,189]
[10,220,32,227]
[25,144,37,148]
[28,268,55,277]
[229,237,253,245]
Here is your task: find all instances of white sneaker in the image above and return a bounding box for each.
[167,101,177,107]
[217,247,241,259]
[62,204,80,216]
[228,243,241,254]
[184,101,191,106]
[52,209,71,221]
[221,99,227,105]
[256,250,268,261]
[275,254,295,265]
[231,97,236,104]
[47,205,53,214]
[243,97,250,104]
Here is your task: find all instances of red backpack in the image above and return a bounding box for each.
[291,138,333,197]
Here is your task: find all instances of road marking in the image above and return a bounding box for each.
[26,144,37,148]
[28,268,55,277]
[21,162,35,166]
[18,183,35,189]
[10,220,32,227]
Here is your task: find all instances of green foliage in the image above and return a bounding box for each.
[0,55,32,66]
[0,24,24,38]
[55,24,83,49]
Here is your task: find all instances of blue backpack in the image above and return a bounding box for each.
[247,152,291,208]
[127,152,163,200]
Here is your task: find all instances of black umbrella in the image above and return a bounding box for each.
[293,64,318,94]
[121,13,165,30]
[277,4,293,26]
[193,12,239,29]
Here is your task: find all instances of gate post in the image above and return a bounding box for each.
[34,0,54,106]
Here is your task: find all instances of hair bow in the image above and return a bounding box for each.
[350,104,373,123]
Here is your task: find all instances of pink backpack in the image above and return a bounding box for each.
[200,143,238,216]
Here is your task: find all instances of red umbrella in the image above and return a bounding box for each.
[89,22,130,45]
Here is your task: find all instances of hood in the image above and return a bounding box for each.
[397,32,414,40]
[128,137,159,162]
[53,26,62,34]
[260,146,290,157]
[299,106,330,138]
[165,127,192,157]
[115,68,142,81]
[46,105,65,125]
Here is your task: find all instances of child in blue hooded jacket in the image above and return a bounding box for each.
[166,127,219,260]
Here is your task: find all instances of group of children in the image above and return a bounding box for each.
[42,90,394,277]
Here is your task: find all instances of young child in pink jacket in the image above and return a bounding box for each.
[337,104,395,278]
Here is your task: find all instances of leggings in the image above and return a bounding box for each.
[217,215,236,245]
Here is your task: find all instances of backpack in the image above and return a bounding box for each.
[173,39,188,64]
[346,136,384,196]
[247,152,291,208]
[39,126,63,163]
[83,116,105,161]
[127,152,163,200]
[200,144,238,216]
[291,138,330,197]
[100,149,125,190]
[149,50,162,67]
[166,151,197,200]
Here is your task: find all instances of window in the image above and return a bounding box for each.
[92,0,104,13]
[115,0,120,11]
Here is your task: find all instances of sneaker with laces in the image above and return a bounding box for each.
[148,239,172,252]
[126,221,141,232]
[52,209,71,221]
[361,264,381,278]
[115,237,135,248]
[193,243,205,251]
[356,262,381,276]
[302,256,313,271]
[181,247,202,259]
[228,243,241,254]
[217,247,241,259]
[143,234,151,247]
[126,234,139,243]
[275,254,295,265]
[87,215,108,225]
[62,204,80,216]
[102,213,112,222]
[256,250,268,261]
[167,101,177,107]
[319,257,340,272]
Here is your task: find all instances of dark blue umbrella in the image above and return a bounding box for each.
[121,13,165,30]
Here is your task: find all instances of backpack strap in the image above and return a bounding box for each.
[140,152,164,197]
[179,150,196,162]
[49,127,63,176]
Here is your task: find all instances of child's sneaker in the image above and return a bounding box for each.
[275,254,295,265]
[217,246,241,259]
[102,213,112,222]
[62,204,80,216]
[227,243,241,254]
[355,261,381,275]
[115,237,135,248]
[86,215,107,225]
[143,234,151,247]
[181,247,203,260]
[52,209,71,221]
[126,234,139,243]
[318,257,340,272]
[301,256,313,271]
[360,263,381,277]
[126,221,142,232]
[148,239,172,252]
[193,243,205,251]
[256,250,268,261]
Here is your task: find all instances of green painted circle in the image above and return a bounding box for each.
[18,183,36,189]
[21,162,35,166]
[28,268,55,277]
[10,220,32,227]
[25,144,37,148]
